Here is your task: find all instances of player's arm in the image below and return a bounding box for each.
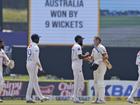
[99,46,108,60]
[77,46,90,59]
[85,56,94,62]
[102,53,109,61]
[2,50,10,66]
[101,47,112,69]
[2,49,15,69]
[78,52,90,59]
[136,51,140,65]
[34,48,43,71]
[84,49,94,62]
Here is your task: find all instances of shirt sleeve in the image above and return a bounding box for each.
[2,50,10,65]
[136,51,140,65]
[91,49,94,57]
[34,47,41,65]
[99,46,107,54]
[76,46,82,55]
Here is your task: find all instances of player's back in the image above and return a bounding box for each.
[26,42,39,64]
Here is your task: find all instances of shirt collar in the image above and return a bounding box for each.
[31,42,38,46]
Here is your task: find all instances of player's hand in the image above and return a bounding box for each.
[85,52,90,56]
[84,56,93,63]
[39,67,43,71]
[8,60,15,69]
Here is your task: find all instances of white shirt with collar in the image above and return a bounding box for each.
[136,51,140,66]
[71,43,83,66]
[27,42,41,66]
[91,44,107,65]
[0,49,10,71]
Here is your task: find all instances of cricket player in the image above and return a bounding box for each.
[127,51,140,104]
[26,34,48,103]
[87,36,108,104]
[0,39,13,102]
[71,35,90,103]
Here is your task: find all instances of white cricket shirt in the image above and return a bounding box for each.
[91,44,107,65]
[136,51,140,66]
[0,49,10,71]
[27,42,41,65]
[71,43,83,66]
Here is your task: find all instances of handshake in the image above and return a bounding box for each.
[83,52,112,71]
[83,52,93,62]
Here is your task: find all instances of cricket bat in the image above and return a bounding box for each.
[104,59,112,70]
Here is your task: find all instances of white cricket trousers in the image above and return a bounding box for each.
[128,66,140,99]
[93,62,107,101]
[72,62,84,101]
[26,62,44,100]
[0,69,4,93]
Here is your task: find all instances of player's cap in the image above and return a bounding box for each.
[31,34,40,40]
[31,34,41,43]
[75,35,84,42]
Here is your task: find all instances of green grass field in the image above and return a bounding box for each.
[0,100,139,105]
[3,9,27,22]
[3,75,63,81]
[101,16,140,28]
[4,75,46,81]
[3,9,140,27]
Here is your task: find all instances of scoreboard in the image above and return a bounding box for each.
[29,0,99,45]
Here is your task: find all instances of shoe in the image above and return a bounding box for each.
[73,100,84,104]
[92,98,98,104]
[127,98,137,104]
[40,97,50,102]
[96,99,105,104]
[26,100,36,103]
[0,99,3,103]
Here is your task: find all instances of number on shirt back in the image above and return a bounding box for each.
[27,49,32,61]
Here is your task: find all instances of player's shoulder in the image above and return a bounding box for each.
[72,43,81,49]
[98,44,106,49]
[0,49,5,53]
[99,44,105,48]
[28,43,39,51]
[30,43,39,48]
[0,49,6,56]
[137,51,140,55]
[0,49,4,52]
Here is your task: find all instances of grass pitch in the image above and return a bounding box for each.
[0,100,139,105]
[3,9,27,22]
[101,16,140,28]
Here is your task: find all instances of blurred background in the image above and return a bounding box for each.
[0,0,140,99]
[0,0,140,80]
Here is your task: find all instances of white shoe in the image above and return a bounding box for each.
[96,99,105,104]
[127,98,137,104]
[73,100,84,104]
[40,97,50,102]
[91,98,98,104]
[0,99,3,103]
[26,100,36,103]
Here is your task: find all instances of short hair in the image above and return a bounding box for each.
[94,36,102,43]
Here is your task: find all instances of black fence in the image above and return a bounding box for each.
[12,46,140,80]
